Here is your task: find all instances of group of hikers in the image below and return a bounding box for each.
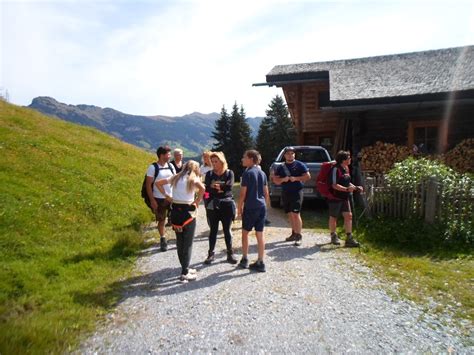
[144,145,363,283]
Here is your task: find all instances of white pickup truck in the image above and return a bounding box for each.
[269,145,332,208]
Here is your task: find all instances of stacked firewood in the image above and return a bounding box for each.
[442,139,474,173]
[360,141,412,173]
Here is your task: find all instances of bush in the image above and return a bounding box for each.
[383,157,473,245]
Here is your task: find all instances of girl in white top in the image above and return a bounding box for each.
[156,160,205,283]
[199,150,213,179]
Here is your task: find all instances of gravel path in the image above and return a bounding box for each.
[79,204,473,353]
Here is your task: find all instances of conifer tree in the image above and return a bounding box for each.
[211,105,230,155]
[228,102,253,179]
[257,95,296,174]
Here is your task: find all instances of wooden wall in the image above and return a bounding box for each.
[281,82,339,146]
[280,80,473,154]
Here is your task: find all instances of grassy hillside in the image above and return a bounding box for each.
[0,100,155,353]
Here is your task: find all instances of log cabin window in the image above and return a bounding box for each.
[408,120,441,154]
[319,135,333,152]
[318,91,329,108]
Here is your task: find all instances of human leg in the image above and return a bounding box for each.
[155,199,170,251]
[180,219,196,275]
[205,209,219,263]
[239,229,250,268]
[221,209,237,264]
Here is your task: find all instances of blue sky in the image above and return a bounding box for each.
[2,0,473,117]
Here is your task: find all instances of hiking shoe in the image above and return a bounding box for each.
[204,251,215,264]
[238,257,249,269]
[330,233,341,245]
[285,233,297,242]
[180,272,197,283]
[226,251,238,264]
[160,237,168,252]
[294,234,302,246]
[345,237,360,248]
[249,260,266,272]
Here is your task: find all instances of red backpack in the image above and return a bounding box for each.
[316,161,339,200]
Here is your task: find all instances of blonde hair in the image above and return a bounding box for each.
[210,151,228,171]
[202,150,212,167]
[169,160,200,193]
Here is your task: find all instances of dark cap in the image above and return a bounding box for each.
[284,146,295,153]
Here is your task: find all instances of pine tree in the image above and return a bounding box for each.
[256,114,275,174]
[228,102,253,179]
[211,105,230,154]
[257,95,296,174]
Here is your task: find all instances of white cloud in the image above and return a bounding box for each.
[2,0,473,117]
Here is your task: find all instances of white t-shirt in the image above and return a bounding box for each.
[168,175,197,203]
[200,165,212,177]
[146,162,175,198]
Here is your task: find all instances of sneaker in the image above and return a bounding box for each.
[294,234,302,246]
[226,251,238,264]
[188,268,197,274]
[204,251,215,265]
[330,233,341,245]
[160,237,168,252]
[345,237,360,248]
[238,257,249,269]
[285,233,297,242]
[179,272,197,283]
[249,260,266,272]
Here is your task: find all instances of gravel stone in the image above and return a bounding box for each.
[79,204,473,353]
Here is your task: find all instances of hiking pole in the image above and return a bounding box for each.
[349,192,362,252]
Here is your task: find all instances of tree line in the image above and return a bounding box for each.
[211,95,296,179]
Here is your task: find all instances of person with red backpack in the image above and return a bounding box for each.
[327,150,363,247]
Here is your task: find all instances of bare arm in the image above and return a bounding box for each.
[263,185,270,207]
[146,176,158,210]
[193,180,205,206]
[155,178,172,201]
[289,171,311,183]
[238,186,247,217]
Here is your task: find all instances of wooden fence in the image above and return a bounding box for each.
[363,175,474,225]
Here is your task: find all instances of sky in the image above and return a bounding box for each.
[1,0,473,117]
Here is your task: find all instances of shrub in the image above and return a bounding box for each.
[384,157,473,245]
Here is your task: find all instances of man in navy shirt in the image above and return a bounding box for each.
[273,147,311,246]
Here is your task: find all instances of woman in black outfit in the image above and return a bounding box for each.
[204,151,238,264]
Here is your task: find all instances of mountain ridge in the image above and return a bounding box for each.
[27,96,263,156]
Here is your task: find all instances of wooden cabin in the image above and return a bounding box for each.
[256,46,474,160]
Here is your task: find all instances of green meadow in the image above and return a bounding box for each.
[0,101,155,353]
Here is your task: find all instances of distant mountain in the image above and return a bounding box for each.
[27,97,263,156]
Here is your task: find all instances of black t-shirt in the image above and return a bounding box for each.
[170,160,183,173]
[329,164,351,200]
[205,170,234,200]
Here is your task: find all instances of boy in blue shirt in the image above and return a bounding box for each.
[237,150,270,272]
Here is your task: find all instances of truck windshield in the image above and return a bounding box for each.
[278,149,330,163]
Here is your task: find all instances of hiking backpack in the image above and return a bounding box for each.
[141,162,175,208]
[316,161,339,200]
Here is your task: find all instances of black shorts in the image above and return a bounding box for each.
[282,190,303,214]
[328,199,351,218]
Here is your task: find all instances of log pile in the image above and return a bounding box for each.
[360,141,412,173]
[442,139,474,173]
